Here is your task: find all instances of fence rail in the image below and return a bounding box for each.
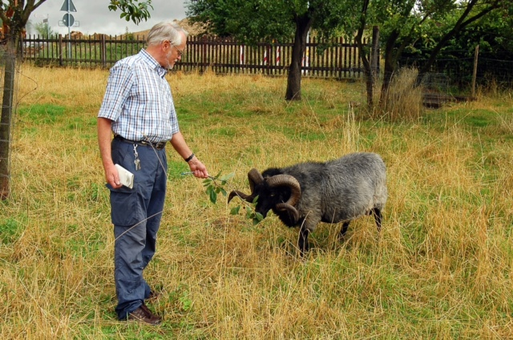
[20,35,374,79]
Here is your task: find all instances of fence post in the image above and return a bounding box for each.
[59,34,63,66]
[201,36,207,73]
[101,34,107,68]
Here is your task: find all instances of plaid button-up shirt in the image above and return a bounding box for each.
[98,49,179,143]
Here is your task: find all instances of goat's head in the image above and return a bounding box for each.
[228,168,301,223]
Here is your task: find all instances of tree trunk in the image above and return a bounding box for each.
[379,30,400,107]
[354,0,374,109]
[355,15,375,109]
[355,37,374,109]
[0,37,17,199]
[285,15,312,101]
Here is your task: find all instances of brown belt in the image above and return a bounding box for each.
[114,135,167,150]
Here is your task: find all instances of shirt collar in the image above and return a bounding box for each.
[139,48,168,78]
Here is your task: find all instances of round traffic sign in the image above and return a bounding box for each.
[62,13,75,27]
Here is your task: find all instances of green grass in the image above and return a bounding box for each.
[1,66,513,339]
[17,103,66,124]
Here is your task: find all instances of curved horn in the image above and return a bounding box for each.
[248,168,263,193]
[228,169,264,204]
[228,190,254,203]
[266,174,301,207]
[275,203,300,223]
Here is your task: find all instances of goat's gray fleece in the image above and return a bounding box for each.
[228,152,387,254]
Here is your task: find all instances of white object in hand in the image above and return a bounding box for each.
[115,164,134,189]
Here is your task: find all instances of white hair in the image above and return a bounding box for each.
[146,22,189,46]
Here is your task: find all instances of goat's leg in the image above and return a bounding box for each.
[339,221,350,239]
[298,226,309,256]
[372,208,382,231]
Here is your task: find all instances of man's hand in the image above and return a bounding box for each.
[188,157,209,179]
[105,163,123,189]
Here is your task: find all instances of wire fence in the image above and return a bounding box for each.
[400,51,513,90]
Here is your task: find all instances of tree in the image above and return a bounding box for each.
[185,0,351,101]
[413,1,505,85]
[0,0,153,199]
[398,4,513,89]
[32,21,55,38]
[344,0,507,108]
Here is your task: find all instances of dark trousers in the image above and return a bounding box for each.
[108,138,167,320]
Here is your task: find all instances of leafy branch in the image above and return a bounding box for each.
[201,171,263,225]
[229,196,264,226]
[203,171,234,204]
[108,0,154,24]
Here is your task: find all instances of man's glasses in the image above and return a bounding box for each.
[164,40,184,57]
[173,45,184,57]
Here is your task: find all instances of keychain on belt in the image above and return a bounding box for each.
[133,144,141,171]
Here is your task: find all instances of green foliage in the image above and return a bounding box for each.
[186,0,293,43]
[0,218,22,244]
[178,290,193,312]
[397,2,513,87]
[202,171,264,225]
[17,104,66,124]
[32,22,55,38]
[108,0,154,24]
[230,195,264,226]
[203,171,234,204]
[185,0,354,100]
[186,0,353,44]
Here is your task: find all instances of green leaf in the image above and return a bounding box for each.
[252,212,264,225]
[209,190,217,204]
[230,206,241,215]
[108,0,153,24]
[220,172,235,181]
[202,170,234,204]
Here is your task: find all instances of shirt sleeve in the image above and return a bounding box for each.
[168,86,180,136]
[98,63,134,121]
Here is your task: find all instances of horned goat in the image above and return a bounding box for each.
[228,152,387,254]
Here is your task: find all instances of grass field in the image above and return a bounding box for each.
[1,65,513,339]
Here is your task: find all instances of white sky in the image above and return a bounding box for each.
[29,0,188,36]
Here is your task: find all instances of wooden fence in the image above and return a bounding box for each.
[20,34,375,79]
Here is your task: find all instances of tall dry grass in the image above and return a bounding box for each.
[1,65,513,339]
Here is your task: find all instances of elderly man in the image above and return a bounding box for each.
[98,22,209,325]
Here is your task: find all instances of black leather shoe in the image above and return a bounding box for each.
[127,304,162,325]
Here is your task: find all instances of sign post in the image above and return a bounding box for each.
[60,0,78,59]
